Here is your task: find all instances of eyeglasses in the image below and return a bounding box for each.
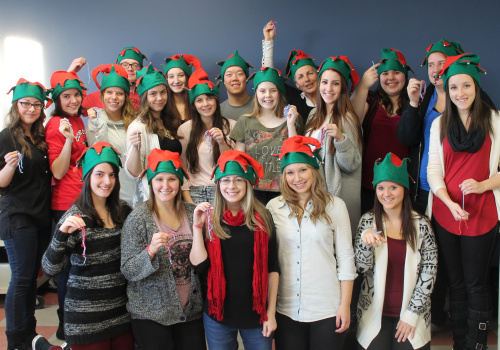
[120,62,141,70]
[219,178,246,186]
[18,101,44,110]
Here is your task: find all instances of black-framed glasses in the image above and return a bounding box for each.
[18,101,44,110]
[120,62,141,69]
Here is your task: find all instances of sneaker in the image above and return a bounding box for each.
[61,343,71,350]
[31,335,63,350]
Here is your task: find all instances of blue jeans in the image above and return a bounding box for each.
[4,225,51,337]
[203,312,273,350]
[189,186,216,205]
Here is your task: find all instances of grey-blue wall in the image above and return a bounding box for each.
[1,0,499,104]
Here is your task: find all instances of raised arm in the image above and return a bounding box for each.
[350,64,379,123]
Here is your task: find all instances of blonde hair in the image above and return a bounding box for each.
[147,176,184,217]
[211,180,272,240]
[243,86,287,119]
[279,165,332,225]
[100,90,136,130]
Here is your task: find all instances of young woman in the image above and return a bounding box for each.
[178,68,235,205]
[45,70,88,340]
[355,152,437,350]
[125,63,182,206]
[304,56,363,234]
[427,53,500,350]
[267,136,356,350]
[0,79,54,350]
[351,48,412,213]
[163,54,201,126]
[190,150,279,350]
[87,64,137,206]
[231,67,301,204]
[42,142,134,350]
[121,149,205,350]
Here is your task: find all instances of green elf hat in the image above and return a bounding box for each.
[211,150,264,186]
[163,54,202,77]
[248,67,286,95]
[216,49,254,80]
[75,141,122,181]
[92,64,130,93]
[49,71,87,101]
[115,46,148,68]
[8,78,52,107]
[421,39,464,66]
[318,56,360,93]
[273,136,322,173]
[140,148,189,185]
[373,152,410,190]
[436,53,486,89]
[135,64,167,97]
[285,50,318,79]
[186,68,220,104]
[378,48,415,76]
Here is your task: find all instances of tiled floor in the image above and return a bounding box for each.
[0,289,497,349]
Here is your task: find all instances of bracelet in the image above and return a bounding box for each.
[192,224,203,230]
[66,138,73,143]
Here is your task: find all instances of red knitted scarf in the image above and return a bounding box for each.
[206,209,269,324]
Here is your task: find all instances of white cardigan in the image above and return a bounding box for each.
[355,212,437,349]
[426,111,500,219]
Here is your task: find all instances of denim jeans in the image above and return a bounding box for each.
[189,186,216,205]
[4,225,51,337]
[203,312,273,350]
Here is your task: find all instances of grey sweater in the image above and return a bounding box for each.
[121,202,203,326]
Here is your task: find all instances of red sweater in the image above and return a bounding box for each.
[45,115,87,211]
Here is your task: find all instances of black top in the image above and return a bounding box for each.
[194,221,279,329]
[158,135,182,155]
[285,84,314,123]
[0,129,52,238]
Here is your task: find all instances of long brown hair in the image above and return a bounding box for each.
[244,87,286,119]
[166,88,192,128]
[372,187,418,251]
[211,180,272,240]
[51,92,86,118]
[305,70,362,154]
[439,79,494,143]
[137,91,179,139]
[100,89,136,130]
[75,163,124,228]
[146,174,184,218]
[5,101,48,157]
[374,74,409,116]
[186,96,231,174]
[279,165,332,225]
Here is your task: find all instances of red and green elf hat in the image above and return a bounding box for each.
[273,136,322,173]
[49,71,87,101]
[285,50,318,79]
[116,46,148,68]
[186,68,220,104]
[373,152,410,189]
[8,78,52,107]
[135,64,167,97]
[92,64,130,93]
[140,148,189,185]
[318,56,360,93]
[75,141,122,181]
[421,39,464,67]
[211,150,264,186]
[163,54,201,77]
[378,48,414,76]
[216,49,254,80]
[436,53,486,89]
[248,67,286,95]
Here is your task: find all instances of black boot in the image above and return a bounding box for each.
[6,331,30,350]
[464,309,492,350]
[56,308,65,340]
[449,300,469,350]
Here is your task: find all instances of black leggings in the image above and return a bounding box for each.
[275,312,344,350]
[131,318,206,350]
[433,219,498,311]
[358,316,430,350]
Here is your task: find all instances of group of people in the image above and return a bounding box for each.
[0,20,498,350]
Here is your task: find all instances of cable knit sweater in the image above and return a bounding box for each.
[120,202,203,326]
[355,211,437,349]
[42,201,133,345]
